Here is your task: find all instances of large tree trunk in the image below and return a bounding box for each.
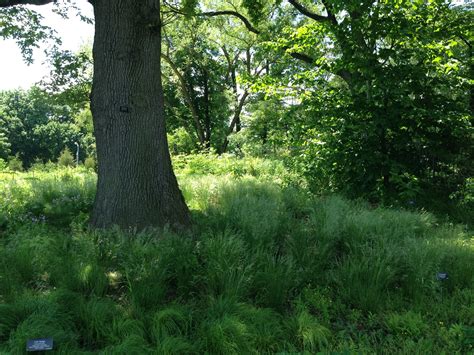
[90,0,190,230]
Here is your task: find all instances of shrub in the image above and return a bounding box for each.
[168,127,198,155]
[0,158,7,171]
[8,154,23,172]
[84,156,96,170]
[58,148,75,167]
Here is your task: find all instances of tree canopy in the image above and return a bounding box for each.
[0,0,472,226]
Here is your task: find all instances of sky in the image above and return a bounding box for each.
[0,1,94,90]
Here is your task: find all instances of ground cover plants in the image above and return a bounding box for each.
[0,155,473,354]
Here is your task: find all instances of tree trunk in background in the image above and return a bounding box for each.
[203,68,211,148]
[90,0,190,230]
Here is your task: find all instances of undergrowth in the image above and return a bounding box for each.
[0,158,472,353]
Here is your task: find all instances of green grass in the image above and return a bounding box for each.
[0,157,473,353]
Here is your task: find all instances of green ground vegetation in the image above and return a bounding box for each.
[0,156,472,354]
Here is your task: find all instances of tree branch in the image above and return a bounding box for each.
[458,34,472,49]
[336,69,352,85]
[229,91,249,132]
[0,0,53,7]
[288,51,314,64]
[221,90,249,152]
[163,3,260,34]
[161,52,206,145]
[198,10,260,34]
[284,48,352,85]
[282,45,315,63]
[320,0,338,25]
[288,0,332,23]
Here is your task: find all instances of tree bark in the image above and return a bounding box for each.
[161,53,206,145]
[202,68,211,147]
[89,0,190,230]
[221,90,249,153]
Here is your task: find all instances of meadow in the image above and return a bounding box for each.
[0,155,472,354]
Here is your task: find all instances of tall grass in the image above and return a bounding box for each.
[0,159,472,353]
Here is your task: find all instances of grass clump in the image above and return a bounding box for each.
[385,311,428,338]
[0,157,472,353]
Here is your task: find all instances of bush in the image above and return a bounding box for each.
[8,154,23,172]
[0,158,6,171]
[84,156,96,171]
[58,148,75,167]
[168,127,198,155]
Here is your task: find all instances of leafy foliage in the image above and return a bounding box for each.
[0,1,473,352]
[240,0,473,211]
[0,87,90,167]
[0,6,58,63]
[58,148,75,167]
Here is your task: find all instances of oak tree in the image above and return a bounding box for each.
[1,0,191,230]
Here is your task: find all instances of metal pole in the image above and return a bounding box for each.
[74,142,80,166]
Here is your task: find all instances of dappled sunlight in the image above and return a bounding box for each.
[1,0,472,351]
[1,163,472,352]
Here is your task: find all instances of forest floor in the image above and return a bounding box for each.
[0,155,473,354]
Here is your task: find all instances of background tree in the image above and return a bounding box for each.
[162,17,232,150]
[1,0,472,224]
[0,87,84,166]
[245,0,473,205]
[0,126,11,161]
